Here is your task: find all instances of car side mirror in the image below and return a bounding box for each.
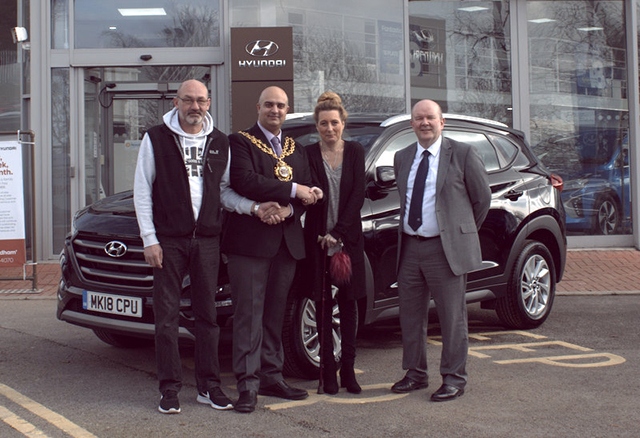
[376,166,396,188]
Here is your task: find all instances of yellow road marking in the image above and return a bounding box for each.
[425,330,625,367]
[495,352,626,367]
[468,330,548,341]
[469,340,593,358]
[0,383,97,438]
[0,405,48,437]
[265,383,408,411]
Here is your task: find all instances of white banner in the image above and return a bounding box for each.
[0,141,26,266]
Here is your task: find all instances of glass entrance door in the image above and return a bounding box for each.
[82,66,211,204]
[105,93,171,196]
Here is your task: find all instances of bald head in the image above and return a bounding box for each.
[410,99,445,149]
[256,86,289,135]
[177,79,207,96]
[173,79,210,134]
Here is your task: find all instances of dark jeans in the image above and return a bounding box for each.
[152,235,221,394]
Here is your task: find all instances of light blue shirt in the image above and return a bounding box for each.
[403,136,441,237]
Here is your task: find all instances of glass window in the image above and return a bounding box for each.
[0,0,20,132]
[489,134,518,166]
[375,131,417,168]
[528,1,630,236]
[51,68,71,253]
[408,1,512,125]
[230,0,405,114]
[291,124,384,153]
[444,131,500,172]
[52,0,69,49]
[73,1,221,48]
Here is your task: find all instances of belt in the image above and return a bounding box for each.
[403,233,439,242]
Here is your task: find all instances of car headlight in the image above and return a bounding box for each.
[563,197,584,218]
[71,211,81,235]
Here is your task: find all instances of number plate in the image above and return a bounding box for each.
[82,291,143,318]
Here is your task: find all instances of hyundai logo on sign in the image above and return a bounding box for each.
[245,40,279,57]
[104,241,128,258]
[238,39,287,68]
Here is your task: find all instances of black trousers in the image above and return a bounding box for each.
[316,265,358,370]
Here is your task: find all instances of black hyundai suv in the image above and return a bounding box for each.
[57,112,566,379]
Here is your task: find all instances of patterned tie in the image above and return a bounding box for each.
[271,136,282,156]
[408,150,430,231]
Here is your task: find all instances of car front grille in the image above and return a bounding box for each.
[71,233,152,290]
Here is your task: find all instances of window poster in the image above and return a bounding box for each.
[0,141,26,267]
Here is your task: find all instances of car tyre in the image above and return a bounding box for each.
[496,240,556,329]
[282,289,342,379]
[593,194,620,235]
[92,329,153,348]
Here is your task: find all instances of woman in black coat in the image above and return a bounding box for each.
[303,92,366,394]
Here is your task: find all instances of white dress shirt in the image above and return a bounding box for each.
[403,136,441,237]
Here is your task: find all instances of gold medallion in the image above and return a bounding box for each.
[275,160,293,181]
[239,131,296,182]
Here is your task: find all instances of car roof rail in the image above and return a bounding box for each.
[444,113,509,128]
[380,113,509,129]
[380,114,411,127]
[286,112,313,120]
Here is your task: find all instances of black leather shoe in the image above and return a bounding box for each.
[234,390,257,413]
[259,381,309,400]
[430,384,464,402]
[391,376,428,393]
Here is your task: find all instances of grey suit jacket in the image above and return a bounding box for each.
[394,137,491,276]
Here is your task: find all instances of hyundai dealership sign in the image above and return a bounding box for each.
[231,27,294,131]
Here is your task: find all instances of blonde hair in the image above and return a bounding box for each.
[313,91,348,122]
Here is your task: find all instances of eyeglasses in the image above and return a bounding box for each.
[176,96,210,107]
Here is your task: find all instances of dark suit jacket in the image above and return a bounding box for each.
[394,137,491,276]
[222,123,311,260]
[302,140,366,300]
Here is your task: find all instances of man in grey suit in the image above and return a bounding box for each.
[391,99,491,402]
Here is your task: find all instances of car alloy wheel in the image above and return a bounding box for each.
[282,285,342,379]
[595,195,619,235]
[497,240,556,329]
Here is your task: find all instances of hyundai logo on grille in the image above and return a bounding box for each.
[245,40,279,57]
[105,241,127,258]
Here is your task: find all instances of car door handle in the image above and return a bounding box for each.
[504,189,523,201]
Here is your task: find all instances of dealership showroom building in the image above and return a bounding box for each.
[1,0,640,262]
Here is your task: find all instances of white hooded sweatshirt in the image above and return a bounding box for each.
[133,107,253,248]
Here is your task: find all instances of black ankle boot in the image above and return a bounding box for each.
[340,364,361,394]
[321,361,339,395]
